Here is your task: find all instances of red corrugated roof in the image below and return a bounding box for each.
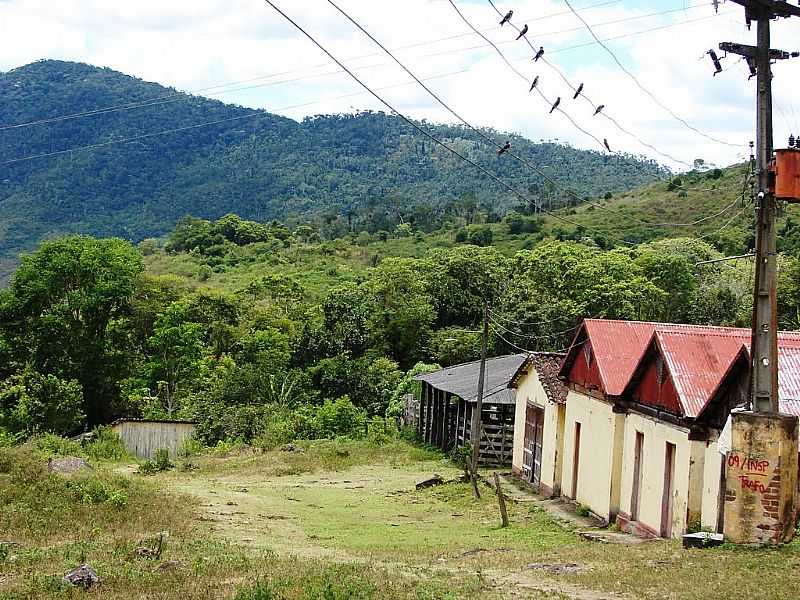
[624,325,800,418]
[562,319,800,417]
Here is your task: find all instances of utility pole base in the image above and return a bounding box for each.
[723,412,798,544]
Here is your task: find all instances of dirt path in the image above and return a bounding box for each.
[164,460,625,600]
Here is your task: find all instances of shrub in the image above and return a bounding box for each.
[84,426,128,461]
[137,448,173,475]
[454,228,468,243]
[0,367,84,436]
[35,433,84,457]
[467,225,493,247]
[295,396,366,440]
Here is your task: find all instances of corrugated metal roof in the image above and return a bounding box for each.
[654,330,748,418]
[415,354,527,404]
[631,327,800,418]
[563,318,800,415]
[777,347,800,415]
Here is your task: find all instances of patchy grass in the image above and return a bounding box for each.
[6,439,800,599]
[190,438,443,479]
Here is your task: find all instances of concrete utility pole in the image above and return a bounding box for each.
[469,303,489,498]
[720,0,800,413]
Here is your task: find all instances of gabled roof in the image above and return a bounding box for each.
[558,319,731,397]
[414,353,527,405]
[625,327,800,419]
[561,318,800,407]
[509,352,568,404]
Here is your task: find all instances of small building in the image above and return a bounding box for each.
[111,419,197,459]
[557,319,659,524]
[509,353,568,496]
[415,354,526,466]
[616,327,800,538]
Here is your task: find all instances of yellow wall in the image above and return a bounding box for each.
[112,421,196,459]
[701,434,723,531]
[618,412,692,538]
[511,369,564,494]
[561,391,621,521]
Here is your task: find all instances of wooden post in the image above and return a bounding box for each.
[470,303,490,499]
[493,471,510,528]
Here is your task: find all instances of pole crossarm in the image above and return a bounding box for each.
[719,42,800,61]
[729,0,800,19]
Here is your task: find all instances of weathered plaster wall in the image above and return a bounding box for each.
[701,434,723,532]
[561,391,620,521]
[511,369,563,495]
[617,412,692,539]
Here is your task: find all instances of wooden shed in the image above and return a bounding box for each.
[414,354,526,466]
[111,419,197,459]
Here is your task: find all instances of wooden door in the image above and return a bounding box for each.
[522,403,544,487]
[660,442,676,538]
[571,422,582,499]
[630,432,644,520]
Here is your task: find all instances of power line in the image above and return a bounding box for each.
[0,0,702,134]
[327,0,640,229]
[259,0,636,247]
[561,0,740,148]
[444,0,608,152]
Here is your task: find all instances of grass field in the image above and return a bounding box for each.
[4,439,800,599]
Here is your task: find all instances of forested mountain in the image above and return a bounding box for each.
[0,60,667,281]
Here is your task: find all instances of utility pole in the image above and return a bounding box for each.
[469,303,489,499]
[720,0,800,413]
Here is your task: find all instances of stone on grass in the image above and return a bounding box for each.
[63,564,101,589]
[48,457,92,475]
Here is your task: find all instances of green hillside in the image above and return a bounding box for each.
[0,60,667,281]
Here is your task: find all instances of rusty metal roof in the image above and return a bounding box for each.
[509,352,568,404]
[563,318,800,413]
[415,354,527,405]
[629,327,800,418]
[776,346,800,415]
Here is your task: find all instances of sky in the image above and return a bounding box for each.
[1,0,799,170]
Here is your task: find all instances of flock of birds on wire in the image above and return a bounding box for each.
[494,7,611,157]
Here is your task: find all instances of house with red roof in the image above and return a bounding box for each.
[520,318,800,539]
[616,327,800,538]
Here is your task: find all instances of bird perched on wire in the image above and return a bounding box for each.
[516,24,529,40]
[593,104,605,116]
[533,46,544,62]
[498,141,511,156]
[529,76,539,92]
[549,97,561,114]
[572,83,584,100]
[603,138,612,152]
[499,10,513,26]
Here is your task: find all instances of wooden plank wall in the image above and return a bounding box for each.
[112,421,196,459]
[418,381,513,466]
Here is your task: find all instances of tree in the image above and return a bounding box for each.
[0,366,84,435]
[367,259,436,367]
[147,322,204,418]
[1,236,143,425]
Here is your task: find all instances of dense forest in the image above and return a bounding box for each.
[0,60,669,281]
[4,196,800,448]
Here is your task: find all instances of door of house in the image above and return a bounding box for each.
[660,442,676,538]
[630,431,644,521]
[522,403,544,487]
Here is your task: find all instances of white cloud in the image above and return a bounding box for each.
[1,0,798,170]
